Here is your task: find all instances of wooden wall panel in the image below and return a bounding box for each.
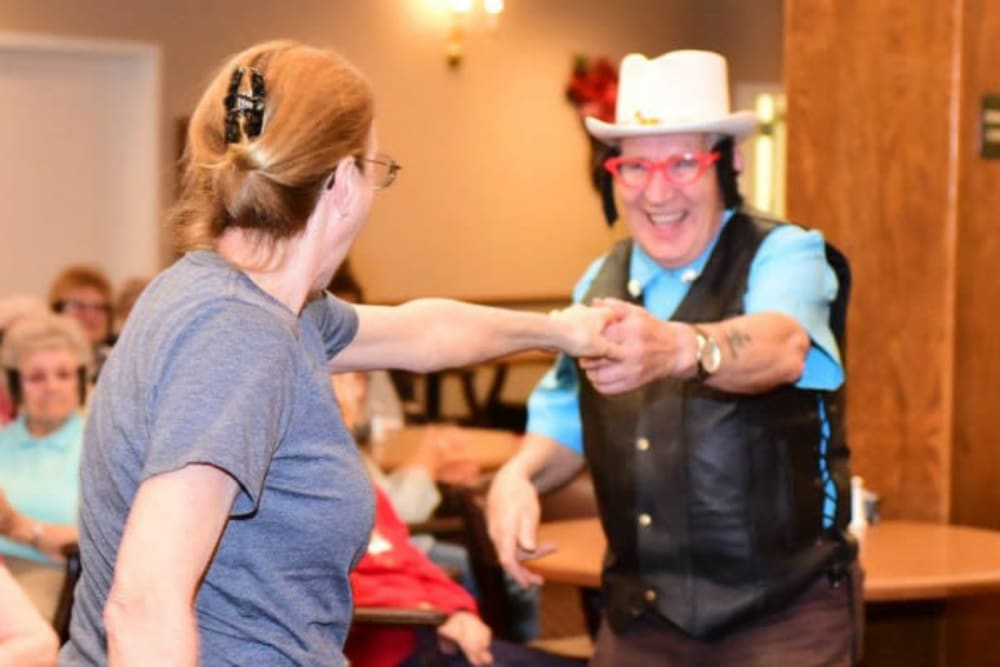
[951,0,1000,529]
[785,0,961,521]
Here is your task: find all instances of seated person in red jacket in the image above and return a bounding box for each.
[347,488,581,667]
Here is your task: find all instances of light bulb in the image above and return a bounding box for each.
[484,0,504,14]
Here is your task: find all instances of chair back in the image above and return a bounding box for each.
[53,542,81,645]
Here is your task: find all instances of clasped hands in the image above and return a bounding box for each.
[553,297,694,395]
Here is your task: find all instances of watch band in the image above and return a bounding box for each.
[692,325,721,382]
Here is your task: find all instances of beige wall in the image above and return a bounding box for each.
[0,0,781,302]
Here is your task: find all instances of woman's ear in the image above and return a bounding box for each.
[328,157,359,216]
[733,147,745,173]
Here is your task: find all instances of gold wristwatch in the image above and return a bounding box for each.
[693,325,722,382]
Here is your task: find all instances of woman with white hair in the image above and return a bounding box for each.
[0,312,92,619]
[0,294,48,425]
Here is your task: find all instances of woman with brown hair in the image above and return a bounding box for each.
[47,266,114,378]
[59,41,615,667]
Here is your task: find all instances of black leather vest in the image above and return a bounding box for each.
[577,211,855,639]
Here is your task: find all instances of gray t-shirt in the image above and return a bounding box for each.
[60,251,374,666]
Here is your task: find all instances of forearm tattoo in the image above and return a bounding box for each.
[725,327,752,360]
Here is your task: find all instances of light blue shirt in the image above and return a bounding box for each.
[0,412,84,563]
[527,212,844,455]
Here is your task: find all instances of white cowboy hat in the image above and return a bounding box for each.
[585,49,757,145]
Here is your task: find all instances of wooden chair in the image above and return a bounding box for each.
[53,543,448,650]
[53,543,80,645]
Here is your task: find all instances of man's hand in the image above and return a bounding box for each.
[579,297,697,394]
[437,611,493,666]
[548,304,624,359]
[485,463,553,587]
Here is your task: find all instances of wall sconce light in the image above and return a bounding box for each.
[751,92,787,216]
[444,0,504,68]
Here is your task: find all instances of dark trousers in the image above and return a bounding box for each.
[591,567,864,667]
[402,632,586,667]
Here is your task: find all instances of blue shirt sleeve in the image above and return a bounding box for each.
[524,256,606,455]
[745,225,844,390]
[526,224,845,454]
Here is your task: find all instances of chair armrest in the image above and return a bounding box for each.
[353,606,448,627]
[406,515,464,538]
[53,541,81,644]
[61,542,80,563]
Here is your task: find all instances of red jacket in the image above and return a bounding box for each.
[346,487,477,667]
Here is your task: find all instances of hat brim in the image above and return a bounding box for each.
[585,111,758,145]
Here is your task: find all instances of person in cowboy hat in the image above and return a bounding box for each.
[486,49,859,665]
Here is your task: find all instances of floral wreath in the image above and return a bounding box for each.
[565,55,618,123]
[566,56,618,192]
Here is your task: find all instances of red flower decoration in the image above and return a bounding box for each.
[566,56,618,123]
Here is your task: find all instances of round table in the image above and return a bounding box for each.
[529,519,1000,601]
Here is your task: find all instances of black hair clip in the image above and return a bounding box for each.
[224,66,266,144]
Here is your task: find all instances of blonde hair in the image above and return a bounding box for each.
[170,40,375,253]
[0,312,94,379]
[48,265,113,309]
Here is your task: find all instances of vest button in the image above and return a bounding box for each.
[638,513,652,527]
[627,279,642,298]
[636,437,650,451]
[644,588,657,602]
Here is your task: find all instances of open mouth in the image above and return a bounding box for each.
[646,210,687,226]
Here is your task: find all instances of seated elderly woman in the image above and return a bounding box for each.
[0,295,48,425]
[348,486,583,667]
[0,312,91,619]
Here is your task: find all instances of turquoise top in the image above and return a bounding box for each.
[0,412,84,563]
[527,212,844,455]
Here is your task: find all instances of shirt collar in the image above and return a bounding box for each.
[628,208,735,294]
[10,412,83,450]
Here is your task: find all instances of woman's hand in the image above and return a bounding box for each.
[0,488,76,563]
[437,611,493,666]
[407,426,481,484]
[579,297,697,394]
[548,304,622,359]
[0,489,16,537]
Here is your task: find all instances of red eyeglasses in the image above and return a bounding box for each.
[604,152,720,189]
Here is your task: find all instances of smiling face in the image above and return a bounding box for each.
[617,132,726,269]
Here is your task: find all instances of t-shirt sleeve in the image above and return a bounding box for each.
[525,355,584,454]
[144,304,296,516]
[745,225,844,390]
[307,293,360,360]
